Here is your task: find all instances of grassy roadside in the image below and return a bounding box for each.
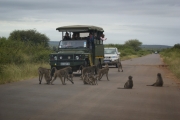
[0,63,51,84]
[160,49,180,80]
[121,55,142,61]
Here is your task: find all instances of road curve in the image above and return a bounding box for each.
[0,54,180,120]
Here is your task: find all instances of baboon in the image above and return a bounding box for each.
[80,65,97,84]
[124,76,133,89]
[83,73,90,84]
[83,73,98,85]
[97,63,109,81]
[38,67,52,84]
[88,74,98,85]
[61,66,73,82]
[50,67,74,85]
[147,73,163,87]
[51,66,73,82]
[116,59,123,72]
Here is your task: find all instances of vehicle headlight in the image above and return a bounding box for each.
[76,56,79,60]
[54,56,57,60]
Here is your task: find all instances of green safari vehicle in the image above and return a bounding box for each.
[49,25,105,73]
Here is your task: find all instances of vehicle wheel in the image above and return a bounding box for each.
[84,61,88,67]
[84,58,90,67]
[115,64,118,68]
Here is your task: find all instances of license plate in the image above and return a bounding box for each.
[104,58,110,60]
[60,62,70,65]
[104,60,110,63]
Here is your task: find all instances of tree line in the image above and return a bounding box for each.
[0,29,52,73]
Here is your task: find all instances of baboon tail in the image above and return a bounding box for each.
[146,84,154,86]
[50,67,57,78]
[78,65,83,73]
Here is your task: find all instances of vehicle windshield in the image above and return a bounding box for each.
[59,40,87,49]
[104,49,116,54]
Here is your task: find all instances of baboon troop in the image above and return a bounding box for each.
[124,76,133,89]
[147,73,163,87]
[38,67,52,84]
[38,62,164,90]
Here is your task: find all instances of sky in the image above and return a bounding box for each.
[0,0,180,46]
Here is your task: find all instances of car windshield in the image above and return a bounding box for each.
[59,40,87,48]
[104,49,116,54]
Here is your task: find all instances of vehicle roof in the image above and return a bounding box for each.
[56,25,104,32]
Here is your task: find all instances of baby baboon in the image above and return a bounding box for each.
[83,73,98,85]
[38,67,51,84]
[117,59,123,72]
[97,63,109,81]
[124,76,133,89]
[83,73,91,84]
[88,74,98,85]
[147,73,163,87]
[50,67,74,85]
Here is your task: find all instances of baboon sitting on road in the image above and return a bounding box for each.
[147,73,163,87]
[83,73,98,85]
[80,65,97,83]
[38,67,51,84]
[88,74,98,85]
[124,76,133,89]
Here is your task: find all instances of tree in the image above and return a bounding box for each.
[8,29,50,47]
[124,39,142,51]
[173,44,180,49]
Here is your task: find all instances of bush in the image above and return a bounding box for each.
[160,47,180,79]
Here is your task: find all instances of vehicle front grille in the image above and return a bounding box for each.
[58,55,74,60]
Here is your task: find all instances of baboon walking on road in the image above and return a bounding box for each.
[97,63,109,81]
[38,67,51,84]
[147,73,163,87]
[124,76,133,89]
[50,67,74,85]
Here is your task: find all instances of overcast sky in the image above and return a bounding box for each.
[0,0,180,46]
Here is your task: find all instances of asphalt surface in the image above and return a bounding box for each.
[0,54,180,120]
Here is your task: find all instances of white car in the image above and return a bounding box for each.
[103,47,120,67]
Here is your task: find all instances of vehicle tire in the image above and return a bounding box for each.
[115,64,118,68]
[84,58,90,67]
[84,61,88,67]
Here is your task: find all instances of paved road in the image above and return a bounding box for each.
[0,54,180,120]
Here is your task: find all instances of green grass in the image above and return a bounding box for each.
[160,48,180,79]
[0,63,50,84]
[121,55,140,61]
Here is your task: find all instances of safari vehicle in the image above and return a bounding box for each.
[49,25,105,73]
[103,47,120,67]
